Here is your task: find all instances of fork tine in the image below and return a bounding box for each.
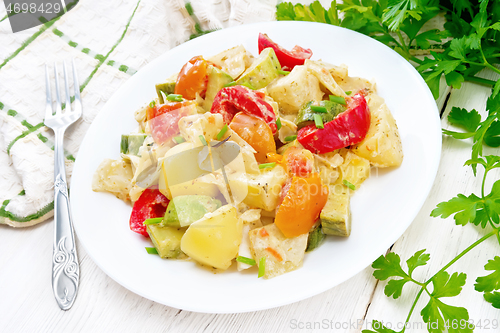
[63,61,72,113]
[53,63,62,115]
[45,65,54,118]
[72,59,81,113]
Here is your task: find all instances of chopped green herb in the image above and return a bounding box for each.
[199,135,208,146]
[173,136,185,144]
[258,257,266,278]
[276,117,282,130]
[329,95,346,105]
[145,247,158,255]
[223,81,237,87]
[259,162,276,170]
[216,124,228,140]
[314,114,324,129]
[285,135,297,142]
[343,179,356,191]
[143,217,163,225]
[166,94,183,102]
[278,69,290,75]
[311,105,327,113]
[345,91,352,95]
[236,256,256,266]
[149,100,156,108]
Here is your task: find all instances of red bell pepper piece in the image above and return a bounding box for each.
[297,93,371,154]
[258,33,312,70]
[147,101,196,145]
[129,189,169,237]
[210,85,277,133]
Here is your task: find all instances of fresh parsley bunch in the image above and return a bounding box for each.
[276,1,500,332]
[276,0,500,99]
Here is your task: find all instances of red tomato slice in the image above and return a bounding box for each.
[211,85,277,133]
[297,93,370,154]
[129,189,169,237]
[258,33,312,70]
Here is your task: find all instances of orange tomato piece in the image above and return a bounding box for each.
[275,173,328,237]
[229,112,276,163]
[283,146,315,177]
[175,56,208,100]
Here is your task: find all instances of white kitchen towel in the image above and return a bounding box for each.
[0,0,277,227]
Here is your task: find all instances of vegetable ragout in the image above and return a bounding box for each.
[93,34,403,279]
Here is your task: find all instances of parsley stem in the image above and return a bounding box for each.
[396,30,409,54]
[484,63,500,76]
[401,287,425,333]
[481,167,487,198]
[331,0,338,25]
[464,75,496,87]
[423,230,497,287]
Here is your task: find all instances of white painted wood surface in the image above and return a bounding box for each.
[1,32,499,333]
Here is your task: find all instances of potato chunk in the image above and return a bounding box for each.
[238,165,288,211]
[181,205,242,270]
[339,150,370,189]
[267,65,323,114]
[351,94,403,167]
[249,223,308,279]
[208,45,251,80]
[237,209,263,271]
[92,159,133,201]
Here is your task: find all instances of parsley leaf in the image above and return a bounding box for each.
[431,271,467,298]
[373,252,408,280]
[421,298,472,333]
[447,107,481,132]
[407,249,431,276]
[276,1,334,24]
[373,252,411,299]
[372,250,429,299]
[476,257,500,309]
[443,95,500,175]
[421,271,472,333]
[475,256,500,293]
[484,291,500,309]
[430,193,484,226]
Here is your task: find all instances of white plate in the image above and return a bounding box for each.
[71,21,441,313]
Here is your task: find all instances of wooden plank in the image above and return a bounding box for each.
[365,69,500,332]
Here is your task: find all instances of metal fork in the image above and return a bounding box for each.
[45,60,81,310]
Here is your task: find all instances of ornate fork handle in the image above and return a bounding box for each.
[52,128,79,310]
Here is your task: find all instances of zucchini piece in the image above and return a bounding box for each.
[146,224,186,259]
[306,222,326,252]
[235,47,281,90]
[120,134,147,155]
[320,184,351,237]
[162,195,222,227]
[155,81,176,104]
[202,65,233,111]
[295,100,346,129]
[276,140,303,155]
